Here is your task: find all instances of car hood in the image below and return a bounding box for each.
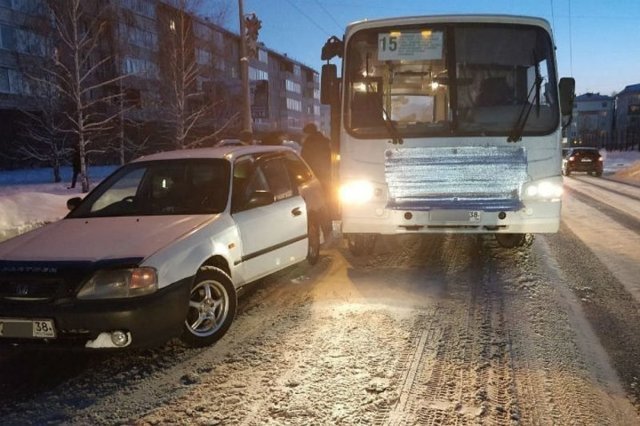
[0,215,215,262]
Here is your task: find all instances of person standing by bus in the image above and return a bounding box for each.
[301,123,331,189]
[301,123,333,239]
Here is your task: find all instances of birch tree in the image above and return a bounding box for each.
[44,0,127,192]
[159,0,237,149]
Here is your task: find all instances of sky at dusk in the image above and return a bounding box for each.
[205,0,640,97]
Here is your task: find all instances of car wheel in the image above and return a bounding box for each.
[181,266,236,347]
[307,218,320,265]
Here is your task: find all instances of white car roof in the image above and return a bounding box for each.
[132,145,294,163]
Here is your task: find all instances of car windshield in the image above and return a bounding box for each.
[571,148,600,155]
[68,159,230,218]
[345,22,559,138]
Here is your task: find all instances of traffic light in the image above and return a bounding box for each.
[244,13,261,57]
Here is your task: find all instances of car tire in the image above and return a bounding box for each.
[181,266,237,347]
[307,217,320,265]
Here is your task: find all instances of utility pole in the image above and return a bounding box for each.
[238,0,252,133]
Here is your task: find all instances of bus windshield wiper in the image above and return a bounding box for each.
[507,75,543,142]
[508,52,542,143]
[382,108,403,145]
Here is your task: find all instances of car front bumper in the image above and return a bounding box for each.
[0,277,192,350]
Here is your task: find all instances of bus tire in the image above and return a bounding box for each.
[347,234,376,256]
[495,233,528,248]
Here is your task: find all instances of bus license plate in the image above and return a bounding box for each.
[0,318,56,339]
[468,211,482,222]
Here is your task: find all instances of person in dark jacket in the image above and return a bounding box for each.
[301,123,333,240]
[68,145,82,189]
[301,123,331,190]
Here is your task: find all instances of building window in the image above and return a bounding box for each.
[196,48,211,65]
[194,22,211,39]
[121,0,155,18]
[285,79,301,94]
[0,67,9,93]
[0,67,29,94]
[119,23,157,50]
[0,25,16,50]
[122,56,159,79]
[293,64,301,77]
[16,28,47,56]
[9,0,46,15]
[286,98,302,111]
[249,66,268,81]
[258,49,268,64]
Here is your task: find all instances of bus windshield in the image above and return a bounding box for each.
[345,23,559,138]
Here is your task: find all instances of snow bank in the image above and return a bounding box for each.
[0,165,116,241]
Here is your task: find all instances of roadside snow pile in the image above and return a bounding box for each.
[0,191,70,241]
[0,165,116,241]
[602,149,640,180]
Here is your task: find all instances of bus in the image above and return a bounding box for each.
[320,15,575,254]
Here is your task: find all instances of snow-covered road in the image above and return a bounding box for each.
[1,174,640,424]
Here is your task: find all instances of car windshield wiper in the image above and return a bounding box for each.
[507,52,542,143]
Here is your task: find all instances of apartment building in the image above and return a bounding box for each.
[568,92,615,148]
[614,84,640,150]
[0,0,321,166]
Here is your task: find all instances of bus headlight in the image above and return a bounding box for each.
[339,180,376,204]
[523,180,563,201]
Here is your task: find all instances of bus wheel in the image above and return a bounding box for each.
[347,234,376,256]
[495,233,532,248]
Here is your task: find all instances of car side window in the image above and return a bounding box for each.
[284,152,313,188]
[262,158,294,201]
[232,157,269,212]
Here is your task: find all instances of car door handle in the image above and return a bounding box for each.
[291,207,302,217]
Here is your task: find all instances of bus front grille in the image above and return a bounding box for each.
[384,146,528,212]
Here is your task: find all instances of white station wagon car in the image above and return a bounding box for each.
[0,145,328,349]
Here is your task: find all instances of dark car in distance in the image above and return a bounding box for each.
[562,147,603,177]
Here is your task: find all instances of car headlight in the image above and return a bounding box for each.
[523,180,563,201]
[77,267,158,299]
[339,180,376,204]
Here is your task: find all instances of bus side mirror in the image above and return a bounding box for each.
[321,64,339,105]
[559,77,575,116]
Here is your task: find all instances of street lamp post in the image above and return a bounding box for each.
[238,0,252,133]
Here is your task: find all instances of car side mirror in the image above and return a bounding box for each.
[559,77,575,116]
[67,197,82,211]
[246,190,274,209]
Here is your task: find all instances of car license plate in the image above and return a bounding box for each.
[0,318,56,339]
[581,158,592,162]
